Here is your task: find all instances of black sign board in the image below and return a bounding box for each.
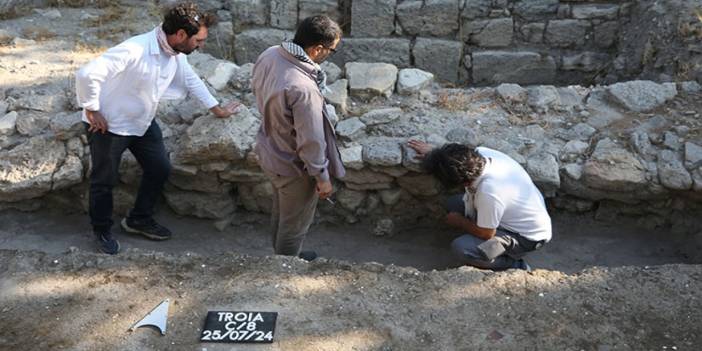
[200,311,277,343]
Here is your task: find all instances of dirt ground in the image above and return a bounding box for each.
[1,207,702,350]
[2,2,702,350]
[1,239,701,350]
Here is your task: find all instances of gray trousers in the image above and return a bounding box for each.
[446,194,542,270]
[266,171,319,256]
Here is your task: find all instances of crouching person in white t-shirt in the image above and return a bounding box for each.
[408,140,552,271]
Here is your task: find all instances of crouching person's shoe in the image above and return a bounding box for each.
[96,231,120,255]
[121,217,172,241]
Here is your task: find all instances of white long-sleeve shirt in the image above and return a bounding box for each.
[75,28,218,136]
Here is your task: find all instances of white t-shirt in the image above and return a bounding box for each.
[466,147,552,242]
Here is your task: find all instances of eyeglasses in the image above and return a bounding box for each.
[323,45,338,55]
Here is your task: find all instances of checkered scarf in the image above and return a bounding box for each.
[281,40,328,93]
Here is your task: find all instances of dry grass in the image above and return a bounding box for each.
[436,91,472,111]
[21,26,57,41]
[73,40,108,54]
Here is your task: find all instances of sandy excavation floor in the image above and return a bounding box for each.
[2,2,702,350]
[1,206,701,350]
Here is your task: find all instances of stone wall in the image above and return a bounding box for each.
[194,0,702,87]
[2,50,701,235]
[205,0,633,86]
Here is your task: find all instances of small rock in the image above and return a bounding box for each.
[373,218,395,236]
[445,127,480,148]
[207,61,239,91]
[662,131,681,150]
[0,111,18,136]
[335,117,366,140]
[339,145,364,170]
[396,68,434,95]
[526,153,560,197]
[607,80,677,112]
[684,142,702,169]
[496,83,527,104]
[321,61,342,84]
[681,81,701,94]
[560,140,589,161]
[360,108,402,126]
[657,150,692,190]
[363,139,403,167]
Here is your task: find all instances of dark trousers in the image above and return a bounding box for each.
[445,194,544,270]
[86,121,171,233]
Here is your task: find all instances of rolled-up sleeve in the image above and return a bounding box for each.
[183,60,219,109]
[75,43,136,111]
[288,86,329,182]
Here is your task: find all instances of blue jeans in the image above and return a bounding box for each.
[85,121,171,233]
[445,194,541,270]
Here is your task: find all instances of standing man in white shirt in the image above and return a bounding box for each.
[408,140,552,271]
[76,2,240,254]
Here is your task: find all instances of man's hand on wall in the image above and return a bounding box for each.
[211,101,243,118]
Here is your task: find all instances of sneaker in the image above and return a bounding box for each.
[96,232,120,255]
[121,217,172,241]
[513,259,532,272]
[298,250,318,262]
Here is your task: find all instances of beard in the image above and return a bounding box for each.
[173,42,196,55]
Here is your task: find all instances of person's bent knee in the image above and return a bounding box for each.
[450,236,492,268]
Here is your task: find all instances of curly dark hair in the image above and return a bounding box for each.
[293,15,342,49]
[162,2,217,36]
[422,143,486,188]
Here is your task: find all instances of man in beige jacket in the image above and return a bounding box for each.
[252,15,345,261]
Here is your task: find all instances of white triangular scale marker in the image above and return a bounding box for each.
[129,299,170,335]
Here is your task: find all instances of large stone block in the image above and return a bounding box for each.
[360,108,403,126]
[0,111,17,136]
[351,0,396,37]
[298,0,342,23]
[397,174,442,197]
[397,68,434,95]
[164,189,235,219]
[333,38,411,68]
[228,0,269,31]
[461,0,491,20]
[346,62,398,99]
[0,136,66,202]
[582,139,647,192]
[594,21,618,49]
[270,0,298,29]
[173,110,259,164]
[51,155,84,191]
[323,79,348,115]
[657,150,692,190]
[571,4,619,20]
[526,153,560,197]
[49,111,83,141]
[339,145,364,170]
[545,19,589,47]
[362,139,403,167]
[562,52,609,72]
[234,29,294,64]
[461,18,514,48]
[607,80,678,113]
[513,0,559,20]
[397,0,460,37]
[472,51,556,85]
[413,38,463,83]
